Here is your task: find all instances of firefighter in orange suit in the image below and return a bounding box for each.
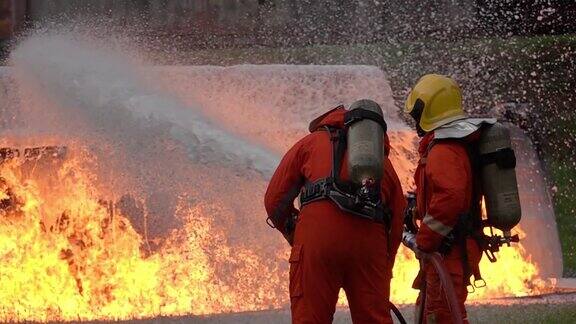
[403,74,484,324]
[264,102,406,323]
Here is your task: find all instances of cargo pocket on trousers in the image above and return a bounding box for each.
[289,244,303,298]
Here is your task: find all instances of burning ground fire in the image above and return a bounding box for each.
[0,149,287,321]
[0,144,542,322]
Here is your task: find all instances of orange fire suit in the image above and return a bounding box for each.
[264,107,406,324]
[413,132,482,324]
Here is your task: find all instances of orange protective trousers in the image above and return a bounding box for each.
[290,201,393,324]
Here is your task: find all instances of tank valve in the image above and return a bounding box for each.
[357,178,378,204]
[502,230,520,247]
[483,229,520,262]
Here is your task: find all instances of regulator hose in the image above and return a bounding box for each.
[389,301,407,324]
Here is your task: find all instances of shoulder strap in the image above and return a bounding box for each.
[331,128,347,181]
[344,108,387,132]
[464,142,484,232]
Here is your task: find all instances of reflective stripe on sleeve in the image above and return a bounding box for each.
[422,213,453,236]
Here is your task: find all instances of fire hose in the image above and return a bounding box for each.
[404,233,464,324]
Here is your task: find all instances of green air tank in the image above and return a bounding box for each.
[479,122,522,232]
[347,99,384,186]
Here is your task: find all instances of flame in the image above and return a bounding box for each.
[0,148,544,321]
[0,154,288,321]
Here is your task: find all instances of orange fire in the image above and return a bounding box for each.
[0,153,288,321]
[0,146,542,322]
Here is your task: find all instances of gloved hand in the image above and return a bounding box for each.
[402,231,416,249]
[283,231,294,246]
[404,192,419,233]
[283,211,299,246]
[402,230,423,259]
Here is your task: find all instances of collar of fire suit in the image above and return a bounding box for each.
[418,132,435,156]
[434,118,497,139]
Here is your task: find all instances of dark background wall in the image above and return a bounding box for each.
[1,0,573,47]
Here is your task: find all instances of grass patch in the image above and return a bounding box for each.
[469,303,576,323]
[548,159,576,277]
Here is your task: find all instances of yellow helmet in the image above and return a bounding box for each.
[404,74,466,132]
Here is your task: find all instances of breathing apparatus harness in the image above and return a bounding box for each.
[407,103,520,261]
[408,133,520,292]
[299,108,392,226]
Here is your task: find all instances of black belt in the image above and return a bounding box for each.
[300,178,390,225]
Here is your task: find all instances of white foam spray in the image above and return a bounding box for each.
[10,34,280,179]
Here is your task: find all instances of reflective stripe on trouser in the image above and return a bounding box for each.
[422,213,453,236]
